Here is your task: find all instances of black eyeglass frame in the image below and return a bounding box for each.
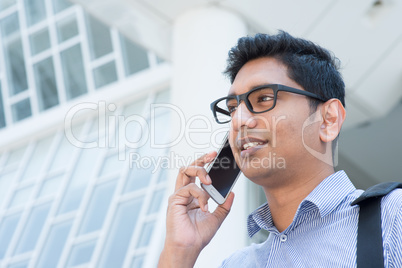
[210,84,327,124]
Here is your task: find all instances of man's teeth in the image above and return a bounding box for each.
[243,142,263,150]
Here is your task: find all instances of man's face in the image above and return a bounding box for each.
[228,57,321,187]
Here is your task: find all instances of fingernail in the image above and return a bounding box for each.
[206,175,212,184]
[204,204,209,212]
[206,151,215,160]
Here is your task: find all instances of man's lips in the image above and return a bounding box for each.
[236,137,268,157]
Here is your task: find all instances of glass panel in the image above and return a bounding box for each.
[14,203,51,255]
[131,255,144,268]
[122,97,147,117]
[67,240,96,267]
[21,136,54,181]
[99,153,125,177]
[7,260,29,268]
[1,14,28,95]
[136,220,155,248]
[98,198,143,268]
[52,0,72,13]
[1,12,19,36]
[58,148,101,214]
[86,15,113,59]
[0,86,6,128]
[93,61,117,89]
[8,186,34,208]
[38,174,64,198]
[152,112,171,145]
[0,0,16,11]
[4,146,25,167]
[120,34,149,76]
[79,180,116,234]
[60,44,87,100]
[124,138,166,193]
[30,28,51,55]
[11,98,31,122]
[0,213,21,259]
[24,0,46,26]
[120,98,148,149]
[34,57,59,110]
[36,221,72,268]
[157,166,168,183]
[147,189,165,215]
[124,160,151,193]
[154,89,170,103]
[56,15,78,43]
[48,135,76,172]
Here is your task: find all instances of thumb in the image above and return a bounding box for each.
[212,192,235,224]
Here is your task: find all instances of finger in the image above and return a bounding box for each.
[212,192,235,224]
[176,165,211,191]
[173,183,210,212]
[190,151,217,167]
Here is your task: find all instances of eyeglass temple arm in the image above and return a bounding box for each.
[214,106,230,116]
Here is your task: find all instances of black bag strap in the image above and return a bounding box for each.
[351,182,402,268]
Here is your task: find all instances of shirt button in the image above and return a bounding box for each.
[280,234,287,242]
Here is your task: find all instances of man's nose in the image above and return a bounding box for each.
[231,102,257,130]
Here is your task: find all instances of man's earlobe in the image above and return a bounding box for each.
[319,99,346,142]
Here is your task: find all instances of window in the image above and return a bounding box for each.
[36,221,72,267]
[14,203,51,255]
[120,34,149,76]
[29,28,51,55]
[1,13,28,96]
[0,3,159,126]
[34,57,59,110]
[67,240,96,266]
[0,213,21,259]
[61,44,87,100]
[0,86,6,129]
[93,61,118,89]
[0,89,171,267]
[11,99,32,122]
[24,0,47,26]
[0,1,170,266]
[98,198,143,268]
[86,15,113,59]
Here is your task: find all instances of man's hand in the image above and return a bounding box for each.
[158,152,235,268]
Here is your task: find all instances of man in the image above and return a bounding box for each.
[158,31,402,267]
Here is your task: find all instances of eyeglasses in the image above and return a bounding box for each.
[210,84,327,124]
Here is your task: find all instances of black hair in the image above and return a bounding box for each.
[224,30,345,110]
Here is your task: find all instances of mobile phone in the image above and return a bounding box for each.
[201,134,241,205]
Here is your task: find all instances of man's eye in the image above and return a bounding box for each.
[227,105,237,114]
[258,95,274,102]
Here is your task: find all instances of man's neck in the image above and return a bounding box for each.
[262,167,334,233]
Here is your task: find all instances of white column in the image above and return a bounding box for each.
[169,6,248,267]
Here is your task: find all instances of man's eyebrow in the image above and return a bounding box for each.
[227,83,273,97]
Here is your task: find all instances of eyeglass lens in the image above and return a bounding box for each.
[215,87,276,123]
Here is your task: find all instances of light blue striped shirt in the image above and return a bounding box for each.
[220,170,402,267]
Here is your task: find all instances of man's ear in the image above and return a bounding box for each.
[319,99,346,142]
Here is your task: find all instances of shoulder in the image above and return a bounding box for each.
[381,189,402,265]
[381,188,402,221]
[381,188,402,231]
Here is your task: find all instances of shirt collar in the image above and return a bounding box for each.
[247,170,356,238]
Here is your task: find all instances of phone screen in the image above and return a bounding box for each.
[208,139,241,197]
